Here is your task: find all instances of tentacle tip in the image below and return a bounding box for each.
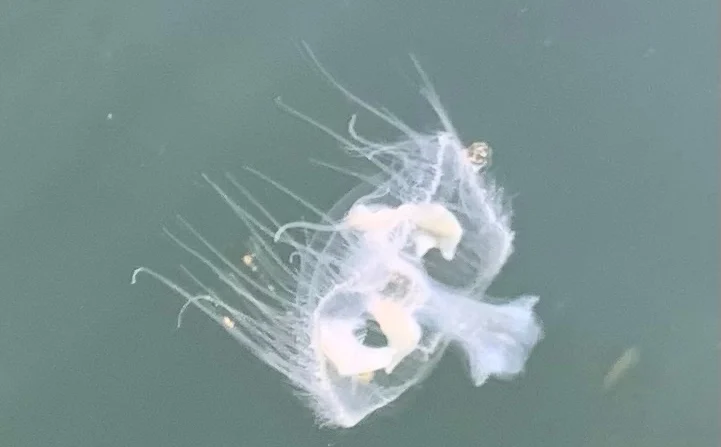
[273,222,293,243]
[130,267,145,284]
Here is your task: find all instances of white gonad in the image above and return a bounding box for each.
[131,44,542,428]
[274,201,462,261]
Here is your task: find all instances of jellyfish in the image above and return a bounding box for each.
[131,45,542,428]
[131,178,451,428]
[274,201,463,261]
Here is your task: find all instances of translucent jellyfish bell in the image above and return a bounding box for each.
[273,45,542,390]
[274,44,513,293]
[131,46,542,428]
[131,173,450,428]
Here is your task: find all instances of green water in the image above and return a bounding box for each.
[0,0,717,446]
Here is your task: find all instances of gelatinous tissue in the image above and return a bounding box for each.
[132,44,542,428]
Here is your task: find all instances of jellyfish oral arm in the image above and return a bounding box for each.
[424,292,542,386]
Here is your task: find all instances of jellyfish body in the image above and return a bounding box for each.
[318,317,395,377]
[418,285,542,386]
[274,201,462,261]
[131,46,542,428]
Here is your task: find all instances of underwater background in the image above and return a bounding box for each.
[0,0,717,445]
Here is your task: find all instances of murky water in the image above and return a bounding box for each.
[0,0,717,445]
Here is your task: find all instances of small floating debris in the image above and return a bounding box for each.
[241,252,258,272]
[603,346,640,391]
[222,316,235,329]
